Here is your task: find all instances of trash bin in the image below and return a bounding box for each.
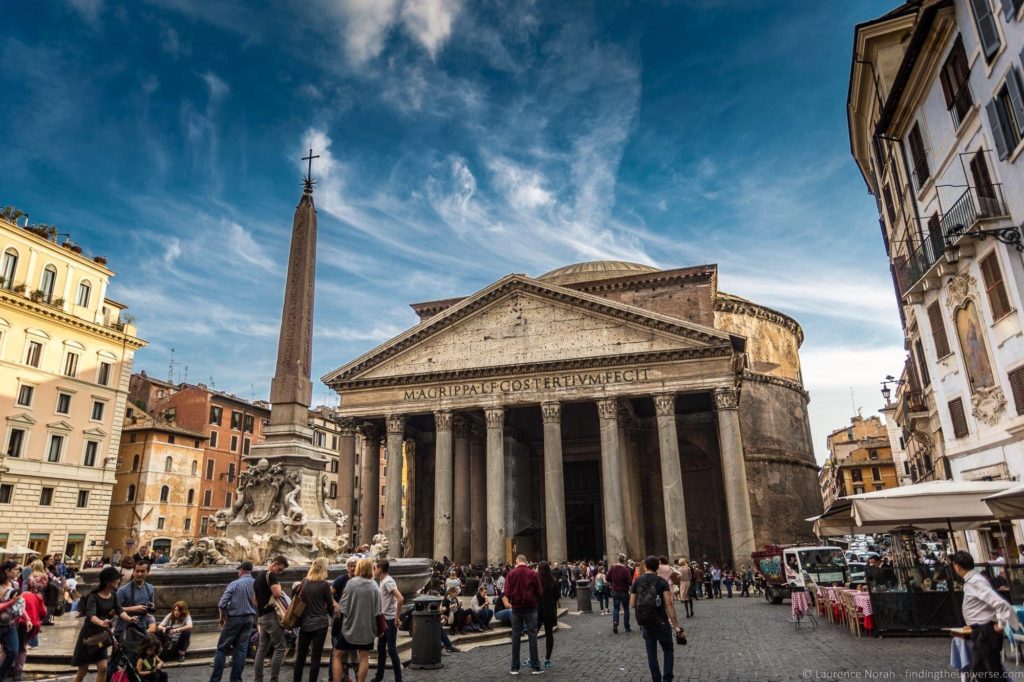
[409,595,444,669]
[576,579,592,613]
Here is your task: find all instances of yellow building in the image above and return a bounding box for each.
[819,415,901,509]
[0,210,145,565]
[107,411,206,557]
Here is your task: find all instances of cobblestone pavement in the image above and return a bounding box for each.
[41,596,1016,681]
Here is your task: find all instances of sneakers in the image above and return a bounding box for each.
[612,624,618,634]
[531,670,545,675]
[510,670,520,676]
[544,661,553,669]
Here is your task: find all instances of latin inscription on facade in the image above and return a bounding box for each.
[402,368,652,401]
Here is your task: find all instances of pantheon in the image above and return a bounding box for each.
[323,261,821,566]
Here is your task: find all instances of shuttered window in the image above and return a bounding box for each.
[980,251,1013,319]
[1001,0,1024,21]
[914,339,931,387]
[908,123,930,189]
[882,184,897,224]
[1008,366,1024,415]
[928,302,951,358]
[970,0,1002,62]
[948,398,969,438]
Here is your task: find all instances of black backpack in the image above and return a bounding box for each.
[634,578,662,627]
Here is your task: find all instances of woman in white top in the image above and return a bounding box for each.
[443,570,463,596]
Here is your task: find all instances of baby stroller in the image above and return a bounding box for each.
[107,622,149,682]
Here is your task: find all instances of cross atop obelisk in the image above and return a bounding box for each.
[302,148,319,194]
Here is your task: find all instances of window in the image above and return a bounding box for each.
[97,362,112,386]
[39,487,53,506]
[244,414,254,433]
[969,0,1001,62]
[164,408,176,423]
[210,406,222,425]
[76,281,91,307]
[16,385,33,407]
[83,441,98,467]
[314,431,326,447]
[25,341,42,367]
[230,435,238,452]
[330,482,337,499]
[56,392,71,415]
[851,468,863,482]
[157,517,165,530]
[1008,366,1024,415]
[231,411,242,430]
[988,73,1024,160]
[184,518,192,531]
[225,492,232,507]
[47,434,63,462]
[970,151,1001,219]
[131,454,139,471]
[205,460,214,479]
[77,490,89,508]
[209,430,218,448]
[949,397,969,438]
[191,460,198,476]
[130,433,137,443]
[0,249,17,289]
[63,352,79,377]
[243,438,250,455]
[202,489,212,506]
[200,517,208,535]
[330,459,339,473]
[980,251,1013,320]
[928,302,951,358]
[869,449,879,460]
[168,435,176,445]
[91,401,105,421]
[907,122,929,190]
[39,265,56,303]
[194,439,200,448]
[332,435,338,450]
[904,461,911,475]
[871,466,882,481]
[0,484,11,504]
[158,485,169,502]
[187,489,195,505]
[127,484,136,502]
[164,456,173,472]
[227,462,236,482]
[940,36,972,128]
[1002,0,1024,19]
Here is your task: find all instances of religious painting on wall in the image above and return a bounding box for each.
[954,300,995,389]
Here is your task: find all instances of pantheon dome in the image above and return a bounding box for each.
[538,260,661,286]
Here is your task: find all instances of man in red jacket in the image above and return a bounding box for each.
[502,554,542,675]
[607,553,633,634]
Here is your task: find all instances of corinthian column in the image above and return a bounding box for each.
[433,411,454,561]
[714,387,756,565]
[541,402,567,564]
[358,423,381,542]
[485,407,506,567]
[654,394,689,560]
[469,425,487,564]
[452,415,471,563]
[383,414,405,551]
[337,417,358,546]
[597,399,627,562]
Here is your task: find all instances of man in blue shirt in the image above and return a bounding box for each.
[209,561,257,682]
[116,562,157,637]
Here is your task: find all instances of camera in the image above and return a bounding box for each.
[145,602,156,614]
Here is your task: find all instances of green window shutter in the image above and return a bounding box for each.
[987,99,1009,159]
[1006,68,1024,136]
[971,0,1002,60]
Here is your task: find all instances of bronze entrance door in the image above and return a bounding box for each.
[564,460,603,560]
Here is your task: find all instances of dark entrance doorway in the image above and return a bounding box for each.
[564,460,603,560]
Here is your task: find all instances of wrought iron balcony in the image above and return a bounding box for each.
[948,79,974,129]
[942,184,1009,243]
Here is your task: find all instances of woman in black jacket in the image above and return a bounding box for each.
[537,561,559,671]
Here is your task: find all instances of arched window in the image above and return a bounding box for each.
[159,485,169,502]
[191,460,198,476]
[164,456,173,472]
[39,265,57,302]
[131,454,139,472]
[76,280,91,307]
[127,484,136,502]
[187,489,195,505]
[0,248,17,289]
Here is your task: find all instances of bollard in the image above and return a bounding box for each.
[576,579,593,613]
[409,595,444,669]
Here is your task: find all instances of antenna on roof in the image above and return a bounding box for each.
[168,348,178,384]
[182,365,188,384]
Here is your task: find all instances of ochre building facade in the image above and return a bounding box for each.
[324,261,820,566]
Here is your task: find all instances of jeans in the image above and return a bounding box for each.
[0,624,18,682]
[724,581,733,598]
[712,580,721,598]
[596,589,609,610]
[163,630,192,657]
[293,627,327,682]
[693,582,702,599]
[476,608,493,628]
[209,616,253,682]
[374,619,401,681]
[611,591,630,630]
[540,618,554,662]
[641,621,674,682]
[440,630,453,650]
[255,613,286,682]
[509,608,539,672]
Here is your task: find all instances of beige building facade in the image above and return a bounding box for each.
[324,261,821,566]
[0,213,145,565]
[819,415,901,509]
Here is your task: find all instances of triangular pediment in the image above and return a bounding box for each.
[47,420,73,433]
[324,275,736,384]
[83,426,107,438]
[6,412,36,426]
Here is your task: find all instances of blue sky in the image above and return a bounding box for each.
[1,0,903,460]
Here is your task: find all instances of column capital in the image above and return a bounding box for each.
[385,414,405,435]
[653,393,676,417]
[452,414,470,437]
[358,422,379,441]
[540,401,561,424]
[434,410,453,431]
[338,417,360,436]
[713,387,740,411]
[484,406,504,429]
[596,398,619,421]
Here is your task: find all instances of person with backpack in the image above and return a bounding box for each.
[631,556,684,682]
[253,555,290,682]
[1,560,25,682]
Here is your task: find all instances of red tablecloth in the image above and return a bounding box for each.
[791,590,812,619]
[852,592,872,616]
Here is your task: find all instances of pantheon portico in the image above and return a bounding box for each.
[323,261,821,566]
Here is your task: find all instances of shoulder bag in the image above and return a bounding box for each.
[265,572,288,622]
[280,579,306,629]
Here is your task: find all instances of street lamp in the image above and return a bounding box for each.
[880,374,904,404]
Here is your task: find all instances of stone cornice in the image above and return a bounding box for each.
[715,295,804,346]
[740,370,810,402]
[745,452,819,471]
[324,275,733,385]
[333,346,733,391]
[0,289,146,349]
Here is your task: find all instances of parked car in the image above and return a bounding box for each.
[848,561,866,585]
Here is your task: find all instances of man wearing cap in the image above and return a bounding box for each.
[209,561,257,682]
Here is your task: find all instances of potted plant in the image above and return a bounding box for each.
[93,255,108,265]
[53,298,65,307]
[30,289,45,302]
[13,284,26,294]
[70,244,82,254]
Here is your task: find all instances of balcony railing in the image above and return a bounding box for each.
[948,78,974,129]
[903,390,927,415]
[912,155,931,193]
